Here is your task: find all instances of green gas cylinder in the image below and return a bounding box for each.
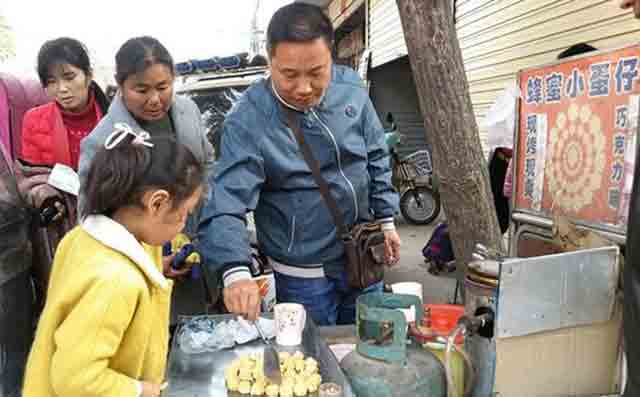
[384,131,401,150]
[341,293,447,397]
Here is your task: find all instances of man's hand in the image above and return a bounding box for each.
[383,230,402,267]
[223,279,261,321]
[621,0,640,18]
[162,254,192,279]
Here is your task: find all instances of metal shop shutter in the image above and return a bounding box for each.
[369,0,407,68]
[456,0,640,155]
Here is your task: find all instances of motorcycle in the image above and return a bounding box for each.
[384,113,441,225]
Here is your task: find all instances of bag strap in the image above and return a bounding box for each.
[284,109,350,239]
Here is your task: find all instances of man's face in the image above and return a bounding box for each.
[269,38,332,111]
[621,0,640,18]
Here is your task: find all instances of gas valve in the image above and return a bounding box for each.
[457,307,495,339]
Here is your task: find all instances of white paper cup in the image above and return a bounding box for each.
[390,282,423,323]
[274,303,306,346]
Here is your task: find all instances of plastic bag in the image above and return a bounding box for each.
[485,83,520,152]
[178,316,275,354]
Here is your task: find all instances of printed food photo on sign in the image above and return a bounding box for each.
[547,103,606,213]
[515,44,640,231]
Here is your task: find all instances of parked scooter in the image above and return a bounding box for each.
[385,113,441,225]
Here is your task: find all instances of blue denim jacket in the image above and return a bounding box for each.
[198,65,398,285]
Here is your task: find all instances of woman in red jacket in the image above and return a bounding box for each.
[21,37,109,169]
[17,37,109,311]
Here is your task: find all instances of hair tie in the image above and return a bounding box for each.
[104,123,154,150]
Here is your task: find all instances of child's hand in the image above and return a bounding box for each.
[141,382,162,397]
[162,254,191,279]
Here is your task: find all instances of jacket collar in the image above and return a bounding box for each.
[109,93,194,150]
[109,93,185,129]
[270,79,305,113]
[81,214,169,290]
[108,94,143,130]
[57,89,100,119]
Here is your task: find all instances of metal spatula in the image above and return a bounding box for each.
[255,320,282,385]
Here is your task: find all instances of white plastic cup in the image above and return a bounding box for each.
[274,303,306,346]
[390,282,423,323]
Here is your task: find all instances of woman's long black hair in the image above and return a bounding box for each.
[37,37,110,114]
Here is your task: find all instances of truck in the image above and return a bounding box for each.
[175,60,268,158]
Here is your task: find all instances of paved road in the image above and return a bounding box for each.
[385,216,457,304]
[247,211,457,304]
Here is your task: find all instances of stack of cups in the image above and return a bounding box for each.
[390,282,423,324]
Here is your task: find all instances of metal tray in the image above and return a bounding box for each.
[165,314,355,396]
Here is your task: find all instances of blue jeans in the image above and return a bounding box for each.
[273,270,383,326]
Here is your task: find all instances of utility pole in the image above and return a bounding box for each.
[0,15,16,62]
[249,0,263,56]
[396,0,504,300]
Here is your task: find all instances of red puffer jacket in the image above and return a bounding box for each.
[21,94,102,170]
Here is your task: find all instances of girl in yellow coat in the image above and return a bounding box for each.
[23,124,205,397]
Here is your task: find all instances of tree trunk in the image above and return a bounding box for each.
[396,0,503,300]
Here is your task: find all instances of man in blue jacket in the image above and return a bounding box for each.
[198,3,401,325]
[618,3,640,396]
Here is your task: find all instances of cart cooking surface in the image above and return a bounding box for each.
[165,314,354,396]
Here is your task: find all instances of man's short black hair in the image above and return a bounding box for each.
[557,43,598,60]
[266,3,334,56]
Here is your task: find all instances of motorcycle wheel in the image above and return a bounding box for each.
[400,187,441,225]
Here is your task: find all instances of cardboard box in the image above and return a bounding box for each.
[493,304,622,397]
[497,217,624,396]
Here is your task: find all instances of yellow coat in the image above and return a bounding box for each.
[23,215,173,397]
